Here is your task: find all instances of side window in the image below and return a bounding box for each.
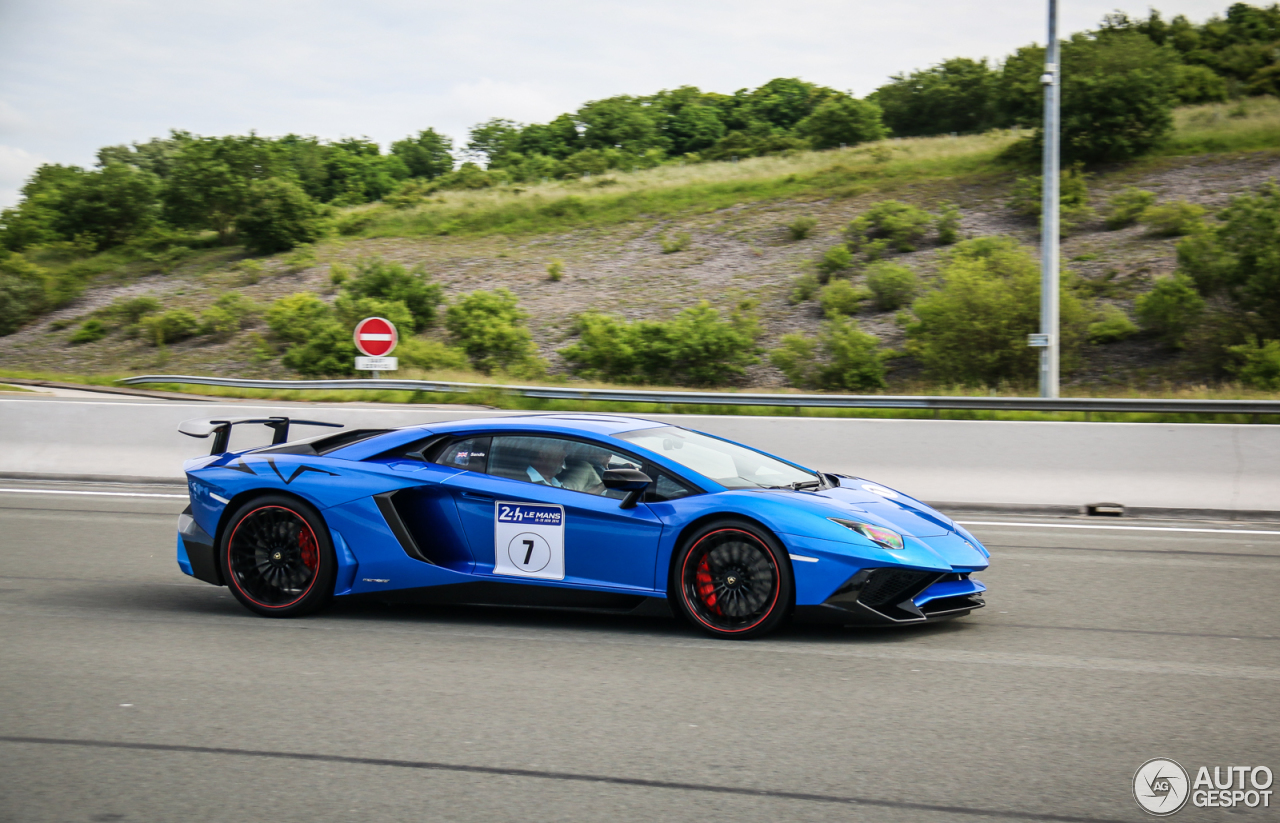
[646,470,697,503]
[434,437,490,472]
[488,436,647,497]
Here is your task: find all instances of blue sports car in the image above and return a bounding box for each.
[176,414,989,638]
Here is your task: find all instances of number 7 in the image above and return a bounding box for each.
[522,540,535,565]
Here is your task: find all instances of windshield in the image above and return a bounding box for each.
[615,426,820,490]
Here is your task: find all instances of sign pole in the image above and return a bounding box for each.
[1039,0,1061,398]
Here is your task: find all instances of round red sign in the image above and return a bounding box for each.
[353,317,398,357]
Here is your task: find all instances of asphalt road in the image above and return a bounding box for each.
[1,481,1277,823]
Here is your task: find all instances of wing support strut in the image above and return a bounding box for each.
[178,417,343,455]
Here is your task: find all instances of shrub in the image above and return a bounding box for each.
[445,288,542,374]
[659,231,692,253]
[1087,304,1139,344]
[1135,274,1205,348]
[816,245,853,280]
[342,257,443,331]
[547,259,564,281]
[786,216,817,240]
[788,273,820,305]
[265,293,333,344]
[1140,201,1206,237]
[935,202,962,245]
[396,337,471,372]
[281,321,357,376]
[69,318,108,344]
[1226,338,1280,390]
[200,292,254,339]
[1008,166,1093,233]
[108,295,162,329]
[818,279,868,317]
[0,251,47,335]
[865,262,917,311]
[1103,187,1156,230]
[140,309,201,346]
[1172,64,1229,104]
[1177,183,1280,340]
[905,237,1087,386]
[560,300,760,386]
[333,294,414,333]
[770,318,886,390]
[236,259,265,284]
[845,201,933,253]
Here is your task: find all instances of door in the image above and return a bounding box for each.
[443,434,666,592]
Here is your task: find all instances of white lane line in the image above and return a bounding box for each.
[958,520,1280,536]
[0,488,187,499]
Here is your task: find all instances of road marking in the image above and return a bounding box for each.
[959,520,1280,536]
[0,488,186,499]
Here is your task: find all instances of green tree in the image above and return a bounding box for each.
[576,96,665,153]
[794,97,887,149]
[744,78,834,132]
[1000,30,1179,164]
[466,119,523,166]
[445,288,541,374]
[391,128,455,178]
[53,163,160,248]
[905,237,1087,385]
[235,178,327,254]
[320,138,409,204]
[871,58,1000,137]
[161,134,283,241]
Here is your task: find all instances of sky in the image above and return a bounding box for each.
[0,0,1233,207]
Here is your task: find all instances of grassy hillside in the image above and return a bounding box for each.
[3,99,1280,400]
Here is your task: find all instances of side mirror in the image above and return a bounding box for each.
[602,468,652,509]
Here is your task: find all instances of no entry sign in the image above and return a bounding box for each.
[353,317,398,357]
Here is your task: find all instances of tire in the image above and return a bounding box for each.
[220,494,336,618]
[671,519,793,639]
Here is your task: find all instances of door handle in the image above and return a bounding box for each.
[460,492,494,501]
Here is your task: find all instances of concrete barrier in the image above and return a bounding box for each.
[2,396,1277,514]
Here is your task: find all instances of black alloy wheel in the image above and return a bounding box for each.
[674,521,792,639]
[222,494,335,617]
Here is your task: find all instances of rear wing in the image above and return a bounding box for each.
[179,416,343,455]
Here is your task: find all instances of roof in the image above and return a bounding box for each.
[417,414,668,437]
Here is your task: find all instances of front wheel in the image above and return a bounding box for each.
[220,494,336,618]
[672,520,792,639]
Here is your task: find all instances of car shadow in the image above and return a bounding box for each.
[28,577,983,644]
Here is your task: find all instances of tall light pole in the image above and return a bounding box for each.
[1036,0,1061,398]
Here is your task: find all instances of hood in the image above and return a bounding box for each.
[810,477,954,537]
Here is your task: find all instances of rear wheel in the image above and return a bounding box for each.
[672,520,792,639]
[221,494,335,618]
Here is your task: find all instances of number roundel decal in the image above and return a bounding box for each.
[507,533,551,573]
[493,502,565,580]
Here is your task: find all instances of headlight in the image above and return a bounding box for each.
[829,518,904,551]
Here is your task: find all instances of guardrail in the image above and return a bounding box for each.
[118,374,1280,418]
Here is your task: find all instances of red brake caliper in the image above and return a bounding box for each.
[298,526,318,571]
[695,555,721,615]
